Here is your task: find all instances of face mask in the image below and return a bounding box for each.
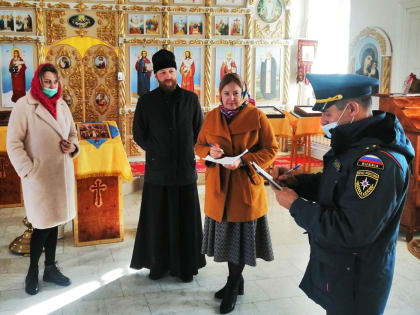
[322,104,354,138]
[42,87,58,98]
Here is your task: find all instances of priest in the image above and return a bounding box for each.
[130,49,206,282]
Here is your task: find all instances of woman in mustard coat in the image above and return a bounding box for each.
[195,73,278,314]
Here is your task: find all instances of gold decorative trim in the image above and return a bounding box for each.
[74,2,87,12]
[97,12,118,46]
[162,12,169,38]
[190,39,205,45]
[144,6,161,12]
[245,13,252,39]
[14,1,36,7]
[91,4,109,10]
[47,3,70,9]
[212,8,229,13]
[162,0,170,5]
[125,5,144,11]
[168,7,188,13]
[245,45,251,96]
[282,3,291,105]
[119,11,125,37]
[255,20,283,38]
[0,1,12,7]
[205,13,211,39]
[37,41,45,64]
[204,45,211,109]
[0,35,38,42]
[351,27,387,56]
[381,56,391,93]
[189,7,206,13]
[205,0,212,6]
[118,43,127,147]
[46,10,66,45]
[231,8,249,14]
[36,8,44,37]
[124,38,164,45]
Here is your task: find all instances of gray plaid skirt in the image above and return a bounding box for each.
[202,214,274,266]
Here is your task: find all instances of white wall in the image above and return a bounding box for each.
[349,0,402,92]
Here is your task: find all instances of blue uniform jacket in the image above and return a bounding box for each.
[290,111,414,315]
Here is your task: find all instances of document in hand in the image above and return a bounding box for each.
[251,162,283,190]
[204,149,249,165]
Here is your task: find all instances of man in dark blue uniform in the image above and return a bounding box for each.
[272,74,414,315]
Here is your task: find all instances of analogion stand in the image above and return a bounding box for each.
[73,121,133,246]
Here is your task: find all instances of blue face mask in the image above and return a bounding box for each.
[322,104,353,139]
[42,87,58,98]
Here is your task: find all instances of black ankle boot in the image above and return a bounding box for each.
[43,262,71,286]
[25,266,39,295]
[215,275,244,299]
[220,276,241,314]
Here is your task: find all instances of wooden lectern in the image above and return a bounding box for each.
[378,95,420,241]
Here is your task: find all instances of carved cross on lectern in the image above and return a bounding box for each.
[0,156,10,179]
[89,178,107,208]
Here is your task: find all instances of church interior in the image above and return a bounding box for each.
[0,0,420,314]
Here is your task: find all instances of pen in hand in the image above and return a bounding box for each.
[285,164,301,174]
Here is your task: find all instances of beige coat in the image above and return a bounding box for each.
[7,91,79,229]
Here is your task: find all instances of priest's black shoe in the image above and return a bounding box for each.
[43,262,71,286]
[25,266,39,295]
[180,274,193,283]
[148,268,167,280]
[220,276,241,314]
[215,275,244,299]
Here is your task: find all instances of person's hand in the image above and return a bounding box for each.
[224,158,241,170]
[209,143,224,159]
[271,165,298,188]
[272,186,298,210]
[60,139,75,154]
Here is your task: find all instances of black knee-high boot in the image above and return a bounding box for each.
[220,262,245,314]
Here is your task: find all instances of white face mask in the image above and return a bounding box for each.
[322,104,354,138]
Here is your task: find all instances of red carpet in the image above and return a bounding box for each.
[130,155,323,177]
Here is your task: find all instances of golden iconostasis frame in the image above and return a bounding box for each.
[0,0,291,155]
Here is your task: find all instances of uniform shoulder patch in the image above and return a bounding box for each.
[354,170,379,199]
[357,154,384,170]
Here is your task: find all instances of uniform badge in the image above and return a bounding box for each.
[357,155,384,170]
[333,160,341,172]
[354,170,379,199]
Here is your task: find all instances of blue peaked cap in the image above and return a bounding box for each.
[306,74,380,111]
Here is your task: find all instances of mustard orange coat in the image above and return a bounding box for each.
[195,105,278,222]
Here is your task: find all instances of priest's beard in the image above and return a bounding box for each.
[158,78,177,93]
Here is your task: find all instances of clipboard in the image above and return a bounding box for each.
[251,162,283,190]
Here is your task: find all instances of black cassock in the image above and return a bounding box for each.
[130,85,206,277]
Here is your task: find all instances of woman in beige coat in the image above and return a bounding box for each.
[7,63,79,295]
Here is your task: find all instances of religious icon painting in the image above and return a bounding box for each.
[144,14,160,35]
[174,47,202,99]
[0,11,14,32]
[229,16,244,36]
[57,55,71,69]
[256,0,283,24]
[0,44,34,107]
[214,16,229,36]
[94,55,108,69]
[188,15,204,36]
[129,46,159,104]
[215,46,243,102]
[128,14,145,35]
[255,46,282,102]
[173,15,188,35]
[14,10,34,33]
[76,122,111,141]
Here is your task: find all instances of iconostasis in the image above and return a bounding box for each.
[0,0,291,156]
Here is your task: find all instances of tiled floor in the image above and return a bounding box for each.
[0,185,419,315]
